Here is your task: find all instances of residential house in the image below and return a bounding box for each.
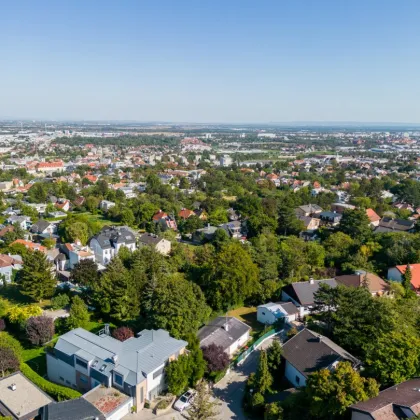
[365,208,381,227]
[193,208,208,220]
[375,217,415,233]
[257,302,298,326]
[55,199,70,212]
[37,161,64,173]
[73,196,86,208]
[152,210,177,231]
[198,317,251,358]
[282,328,360,387]
[388,264,420,292]
[138,233,171,256]
[336,270,390,296]
[297,215,321,231]
[47,327,187,412]
[220,221,244,239]
[0,225,15,240]
[65,242,96,269]
[331,202,356,213]
[227,208,240,221]
[0,254,23,283]
[295,204,323,217]
[319,211,342,226]
[178,208,194,220]
[281,278,338,318]
[90,226,136,265]
[100,200,116,212]
[30,220,57,236]
[41,398,105,420]
[350,378,420,420]
[192,225,218,243]
[0,372,53,420]
[11,239,47,253]
[6,215,31,230]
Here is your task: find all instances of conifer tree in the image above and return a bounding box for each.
[255,350,273,394]
[403,264,412,292]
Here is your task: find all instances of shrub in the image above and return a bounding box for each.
[20,363,81,401]
[208,369,227,384]
[51,294,70,310]
[0,332,23,361]
[252,392,265,409]
[112,326,134,342]
[0,347,20,377]
[26,315,55,346]
[155,398,171,410]
[202,343,230,373]
[0,318,5,331]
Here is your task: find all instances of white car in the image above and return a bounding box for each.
[173,389,195,412]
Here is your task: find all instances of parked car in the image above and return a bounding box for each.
[173,389,195,412]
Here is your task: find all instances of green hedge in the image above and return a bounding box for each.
[20,363,81,401]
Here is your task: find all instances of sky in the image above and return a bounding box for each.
[1,0,420,123]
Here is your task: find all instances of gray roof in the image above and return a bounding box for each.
[282,279,337,306]
[42,398,105,420]
[298,204,322,213]
[30,220,51,233]
[91,226,136,249]
[279,302,299,315]
[282,328,360,378]
[138,233,162,246]
[54,328,187,386]
[198,317,251,352]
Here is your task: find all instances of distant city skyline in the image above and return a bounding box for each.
[1,0,420,123]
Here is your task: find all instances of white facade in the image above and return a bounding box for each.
[154,239,171,256]
[284,360,307,387]
[281,291,309,318]
[47,353,77,389]
[220,155,233,167]
[227,330,250,356]
[100,200,116,212]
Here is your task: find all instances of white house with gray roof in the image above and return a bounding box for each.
[47,327,187,413]
[89,226,136,265]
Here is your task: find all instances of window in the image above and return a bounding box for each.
[59,376,64,381]
[140,387,144,403]
[80,376,88,383]
[114,373,123,386]
[66,380,70,385]
[262,312,266,316]
[295,376,300,385]
[153,367,165,379]
[76,358,88,369]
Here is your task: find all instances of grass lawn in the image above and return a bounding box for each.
[228,306,263,333]
[74,211,121,228]
[0,284,51,308]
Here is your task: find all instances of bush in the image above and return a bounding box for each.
[0,332,23,361]
[202,343,230,373]
[112,326,134,342]
[51,294,70,310]
[0,347,20,377]
[252,392,265,410]
[208,369,227,384]
[20,363,81,401]
[155,398,171,410]
[26,315,55,346]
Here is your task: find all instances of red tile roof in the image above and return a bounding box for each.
[395,264,420,289]
[366,208,381,223]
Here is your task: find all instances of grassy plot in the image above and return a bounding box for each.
[228,306,263,333]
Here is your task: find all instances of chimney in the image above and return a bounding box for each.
[309,277,315,285]
[10,383,16,391]
[317,335,323,343]
[223,323,229,332]
[112,355,118,364]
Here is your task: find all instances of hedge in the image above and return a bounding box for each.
[20,363,81,401]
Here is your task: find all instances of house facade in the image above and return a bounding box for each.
[138,233,171,256]
[257,302,298,326]
[90,226,136,265]
[47,328,187,413]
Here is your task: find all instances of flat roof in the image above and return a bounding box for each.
[0,372,53,418]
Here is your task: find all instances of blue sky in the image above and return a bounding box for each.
[1,0,420,123]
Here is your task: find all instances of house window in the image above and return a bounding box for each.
[295,376,300,385]
[262,312,266,316]
[66,380,71,385]
[75,358,88,369]
[80,376,88,383]
[59,376,64,381]
[153,367,165,379]
[114,373,123,386]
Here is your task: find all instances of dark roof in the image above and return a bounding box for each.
[42,398,105,420]
[91,226,135,249]
[198,317,250,352]
[138,233,162,246]
[282,279,337,306]
[298,204,322,213]
[335,272,389,294]
[319,211,342,220]
[30,220,51,233]
[351,378,420,417]
[282,328,360,378]
[377,217,414,232]
[279,302,299,315]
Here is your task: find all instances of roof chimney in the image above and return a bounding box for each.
[223,322,229,332]
[10,383,16,391]
[309,277,315,285]
[317,335,323,343]
[112,355,118,364]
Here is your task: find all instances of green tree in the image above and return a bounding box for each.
[277,204,304,236]
[338,209,372,243]
[65,221,89,245]
[18,251,56,302]
[208,207,228,225]
[165,354,191,396]
[265,402,283,420]
[187,380,220,420]
[67,295,90,329]
[143,273,210,339]
[187,334,207,386]
[205,242,259,311]
[364,330,420,385]
[95,257,139,321]
[323,232,355,268]
[305,362,379,419]
[120,208,135,226]
[255,350,273,394]
[402,264,413,292]
[85,196,99,213]
[266,340,283,374]
[70,259,99,288]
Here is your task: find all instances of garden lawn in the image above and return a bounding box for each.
[228,306,263,333]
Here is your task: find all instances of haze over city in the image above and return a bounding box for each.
[2,0,420,123]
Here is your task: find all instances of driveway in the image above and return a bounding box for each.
[124,335,280,420]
